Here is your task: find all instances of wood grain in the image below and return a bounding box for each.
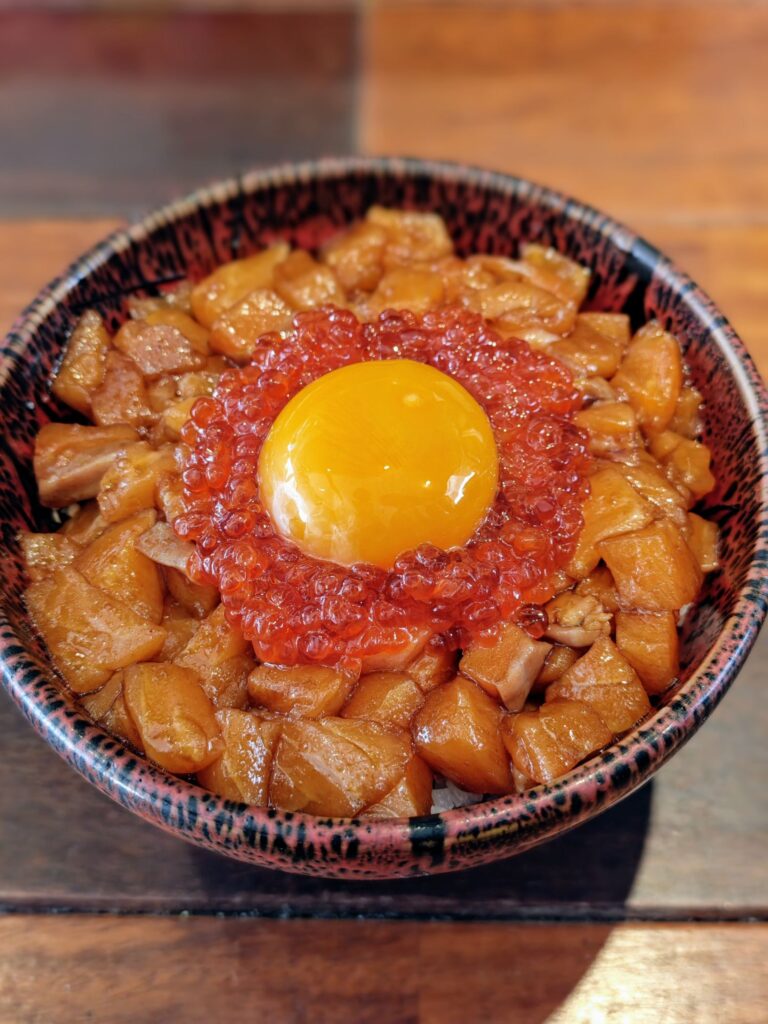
[0,9,357,216]
[0,917,766,1024]
[361,1,768,230]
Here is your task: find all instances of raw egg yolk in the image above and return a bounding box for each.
[258,359,499,569]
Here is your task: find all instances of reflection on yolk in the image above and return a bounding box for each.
[258,359,499,569]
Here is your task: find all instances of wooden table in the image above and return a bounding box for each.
[1,4,766,1022]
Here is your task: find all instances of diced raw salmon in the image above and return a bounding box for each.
[362,756,433,819]
[34,423,138,507]
[545,637,650,733]
[501,699,613,784]
[74,509,164,623]
[248,663,358,719]
[615,610,679,695]
[598,520,703,611]
[197,710,282,804]
[270,717,411,817]
[123,663,223,773]
[341,671,424,730]
[459,623,552,711]
[52,310,111,415]
[412,676,512,794]
[26,566,166,692]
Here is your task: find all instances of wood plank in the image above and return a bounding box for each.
[361,1,768,228]
[0,218,766,916]
[0,9,357,216]
[0,917,766,1024]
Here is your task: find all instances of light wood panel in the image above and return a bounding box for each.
[0,917,766,1024]
[361,2,768,230]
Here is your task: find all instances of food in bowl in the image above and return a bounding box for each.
[22,206,719,819]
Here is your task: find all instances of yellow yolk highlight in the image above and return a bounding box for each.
[258,359,499,569]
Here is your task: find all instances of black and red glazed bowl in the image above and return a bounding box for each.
[2,158,767,879]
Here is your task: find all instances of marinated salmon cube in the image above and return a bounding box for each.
[369,267,445,315]
[367,206,453,266]
[34,423,139,507]
[123,663,223,773]
[80,671,143,751]
[175,605,253,709]
[209,288,294,362]
[174,371,220,402]
[341,671,424,730]
[91,351,155,429]
[669,386,703,439]
[520,243,591,305]
[577,312,631,348]
[26,566,166,692]
[61,501,109,546]
[618,457,689,525]
[155,474,186,524]
[406,641,458,692]
[190,244,290,328]
[322,221,387,292]
[546,636,650,733]
[363,756,433,819]
[574,401,642,456]
[146,375,178,414]
[161,397,198,440]
[615,611,679,696]
[164,565,219,618]
[52,310,110,415]
[550,316,624,378]
[501,699,613,784]
[197,710,282,804]
[114,320,205,378]
[20,531,80,582]
[470,280,576,336]
[567,466,655,578]
[685,513,720,572]
[611,321,683,433]
[143,307,210,355]
[97,442,176,523]
[598,520,703,611]
[159,606,200,661]
[273,251,345,310]
[74,509,164,624]
[459,623,552,712]
[575,566,619,614]
[136,521,194,574]
[129,281,194,319]
[534,645,579,689]
[655,434,715,500]
[270,717,411,817]
[412,676,512,794]
[248,663,358,719]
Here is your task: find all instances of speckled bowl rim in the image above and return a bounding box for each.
[2,156,767,877]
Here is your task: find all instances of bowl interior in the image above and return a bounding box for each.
[1,158,766,876]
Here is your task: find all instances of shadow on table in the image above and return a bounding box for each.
[184,784,653,1022]
[187,781,654,922]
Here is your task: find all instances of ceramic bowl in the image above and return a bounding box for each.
[2,157,766,879]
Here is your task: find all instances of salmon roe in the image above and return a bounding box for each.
[176,307,591,666]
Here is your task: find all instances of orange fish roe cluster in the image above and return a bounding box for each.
[175,307,591,666]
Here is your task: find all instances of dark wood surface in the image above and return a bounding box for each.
[0,9,356,217]
[1,3,767,1020]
